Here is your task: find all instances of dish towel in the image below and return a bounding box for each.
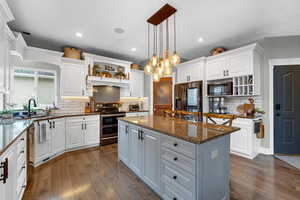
[39,123,47,143]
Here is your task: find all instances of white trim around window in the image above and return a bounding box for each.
[11,66,58,109]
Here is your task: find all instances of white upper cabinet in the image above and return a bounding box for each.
[130,69,144,97]
[176,57,205,84]
[206,58,227,80]
[206,43,263,81]
[60,58,86,97]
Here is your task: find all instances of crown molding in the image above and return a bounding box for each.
[0,0,14,23]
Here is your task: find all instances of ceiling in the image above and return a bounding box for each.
[7,0,300,64]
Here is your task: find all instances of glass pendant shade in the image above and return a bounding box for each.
[171,51,181,65]
[153,72,160,82]
[164,65,172,75]
[144,61,153,75]
[150,54,158,67]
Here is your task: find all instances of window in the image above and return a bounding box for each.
[12,68,57,109]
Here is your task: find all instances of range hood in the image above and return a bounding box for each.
[87,76,130,88]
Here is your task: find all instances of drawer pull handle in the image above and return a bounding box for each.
[20,151,25,154]
[173,157,178,161]
[20,138,25,141]
[22,166,26,169]
[22,185,26,188]
[173,175,177,180]
[173,143,178,147]
[173,198,177,200]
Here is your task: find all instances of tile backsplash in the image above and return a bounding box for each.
[53,99,86,114]
[223,96,263,114]
[119,97,149,111]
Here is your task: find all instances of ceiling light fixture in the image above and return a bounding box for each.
[197,37,204,43]
[131,47,137,52]
[76,32,83,38]
[144,4,180,82]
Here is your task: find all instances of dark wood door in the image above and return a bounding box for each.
[153,77,172,115]
[274,66,300,154]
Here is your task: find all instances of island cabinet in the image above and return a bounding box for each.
[118,118,233,200]
[118,121,161,194]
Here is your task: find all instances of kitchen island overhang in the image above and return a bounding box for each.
[118,115,240,200]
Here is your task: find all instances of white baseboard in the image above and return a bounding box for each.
[258,147,272,155]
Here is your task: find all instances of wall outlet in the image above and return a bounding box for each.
[211,149,219,159]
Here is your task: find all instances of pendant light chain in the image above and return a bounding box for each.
[174,14,176,52]
[147,23,150,59]
[166,18,169,52]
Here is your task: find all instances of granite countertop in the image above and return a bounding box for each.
[125,110,149,113]
[119,115,240,144]
[0,119,33,155]
[0,112,100,156]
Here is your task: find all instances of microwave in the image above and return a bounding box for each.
[207,81,233,96]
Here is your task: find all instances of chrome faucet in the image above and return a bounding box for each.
[28,98,37,117]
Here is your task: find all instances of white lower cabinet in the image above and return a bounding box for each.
[66,115,100,149]
[66,120,84,149]
[142,129,160,193]
[0,132,27,200]
[118,121,130,165]
[34,118,66,164]
[34,115,100,166]
[129,125,143,176]
[51,118,66,155]
[212,117,259,159]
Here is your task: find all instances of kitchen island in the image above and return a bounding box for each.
[118,115,240,200]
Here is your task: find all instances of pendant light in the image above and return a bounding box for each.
[144,4,180,78]
[150,26,158,67]
[170,14,181,65]
[144,24,153,74]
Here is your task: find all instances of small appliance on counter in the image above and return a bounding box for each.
[129,104,140,112]
[208,97,228,114]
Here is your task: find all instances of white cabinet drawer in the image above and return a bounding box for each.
[161,160,195,196]
[162,178,194,200]
[83,115,99,121]
[66,115,99,122]
[161,135,196,159]
[161,147,195,175]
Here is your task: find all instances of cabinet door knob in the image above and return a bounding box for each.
[173,175,177,180]
[173,198,177,200]
[173,157,178,161]
[173,143,178,147]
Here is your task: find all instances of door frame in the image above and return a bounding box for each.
[269,58,300,154]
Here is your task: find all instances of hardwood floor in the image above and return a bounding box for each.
[23,145,300,200]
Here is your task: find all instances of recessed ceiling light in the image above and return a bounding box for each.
[76,32,83,38]
[131,48,137,52]
[114,28,125,34]
[197,37,204,43]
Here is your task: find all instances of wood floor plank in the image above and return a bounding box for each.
[23,145,300,200]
